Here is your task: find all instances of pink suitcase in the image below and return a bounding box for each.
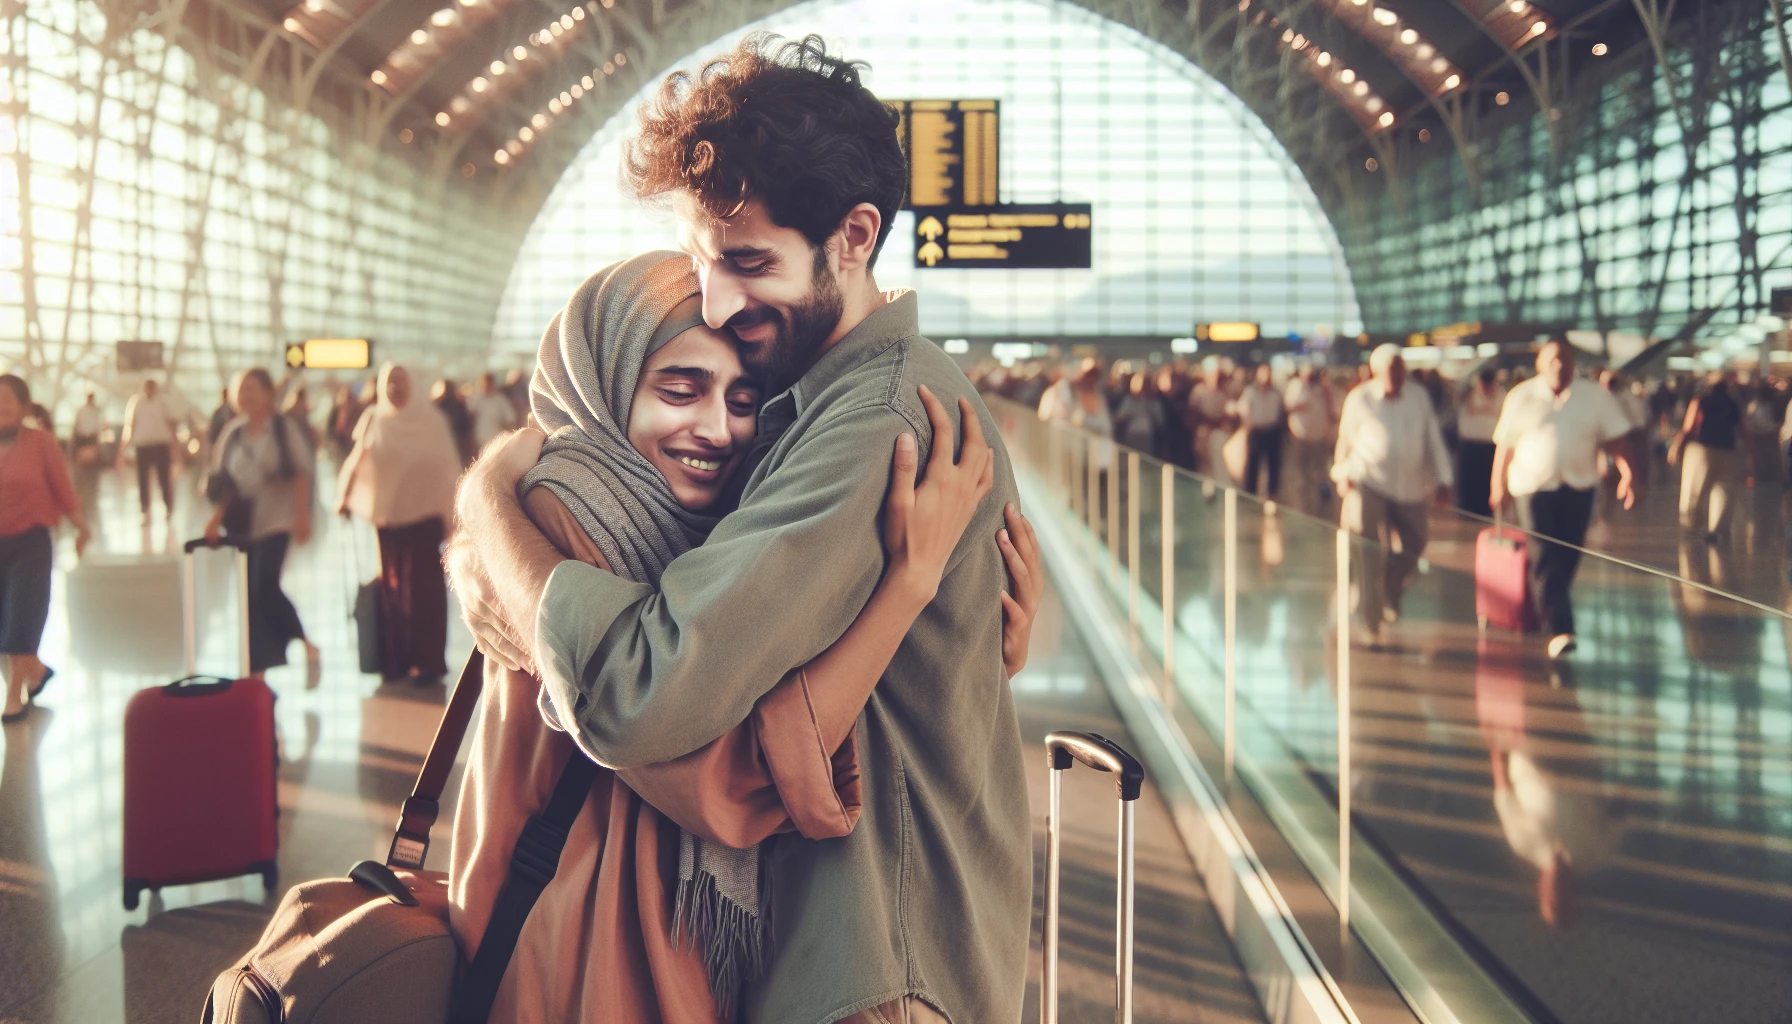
[1474,520,1537,633]
[122,537,278,910]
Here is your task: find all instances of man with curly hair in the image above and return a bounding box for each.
[450,34,1033,1023]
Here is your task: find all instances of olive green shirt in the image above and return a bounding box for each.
[533,290,1030,1024]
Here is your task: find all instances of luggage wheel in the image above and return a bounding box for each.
[254,860,278,894]
[1476,615,1488,630]
[123,879,146,911]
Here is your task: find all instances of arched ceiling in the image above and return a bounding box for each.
[177,0,1695,227]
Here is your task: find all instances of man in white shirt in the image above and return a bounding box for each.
[1491,341,1636,659]
[119,378,177,523]
[469,371,519,450]
[1332,345,1453,640]
[1232,362,1285,505]
[1186,360,1232,479]
[1283,365,1334,514]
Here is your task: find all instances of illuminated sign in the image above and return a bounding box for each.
[890,100,1000,208]
[1195,322,1260,343]
[286,338,372,370]
[914,203,1092,269]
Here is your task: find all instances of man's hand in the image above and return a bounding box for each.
[456,427,547,528]
[998,503,1043,677]
[1489,476,1507,512]
[445,532,532,672]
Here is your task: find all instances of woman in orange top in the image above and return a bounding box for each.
[0,374,90,723]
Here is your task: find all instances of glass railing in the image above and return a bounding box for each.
[989,395,1792,1024]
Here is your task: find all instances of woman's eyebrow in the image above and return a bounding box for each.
[650,366,714,383]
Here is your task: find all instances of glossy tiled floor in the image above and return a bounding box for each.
[0,463,1262,1024]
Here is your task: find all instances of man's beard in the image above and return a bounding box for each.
[730,246,843,396]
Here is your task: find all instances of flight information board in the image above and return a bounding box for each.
[914,203,1092,269]
[890,100,1000,208]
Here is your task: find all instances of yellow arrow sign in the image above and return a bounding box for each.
[285,344,305,368]
[918,216,944,242]
[917,240,944,267]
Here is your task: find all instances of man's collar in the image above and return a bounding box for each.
[789,289,919,416]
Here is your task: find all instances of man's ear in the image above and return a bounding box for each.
[833,202,883,274]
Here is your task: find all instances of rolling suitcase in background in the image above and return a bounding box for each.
[1042,731,1144,1024]
[1475,511,1538,633]
[123,537,279,911]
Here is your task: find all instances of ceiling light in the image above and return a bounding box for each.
[1372,8,1398,26]
[1365,157,1379,171]
[449,96,471,113]
[1401,29,1420,44]
[1592,42,1608,55]
[1378,111,1395,127]
[490,61,506,75]
[399,128,414,144]
[459,0,479,7]
[370,69,387,85]
[1317,51,1333,66]
[514,45,528,59]
[1531,20,1546,34]
[505,140,523,155]
[434,111,450,126]
[560,13,573,28]
[1444,73,1461,89]
[1365,97,1384,111]
[570,84,583,98]
[1282,28,1294,43]
[410,28,428,44]
[1339,68,1357,83]
[518,126,534,142]
[305,0,326,11]
[602,61,614,74]
[461,163,475,178]
[571,6,584,19]
[614,53,625,66]
[1418,128,1431,142]
[581,75,594,89]
[494,150,510,165]
[1350,0,1367,6]
[557,90,570,104]
[1352,80,1370,96]
[1508,0,1528,11]
[1431,57,1449,73]
[429,8,456,26]
[531,113,549,129]
[548,98,562,114]
[1495,91,1510,105]
[1292,34,1306,48]
[471,76,488,92]
[550,22,563,36]
[283,16,302,31]
[1415,43,1434,58]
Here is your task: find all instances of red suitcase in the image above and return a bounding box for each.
[122,537,278,910]
[1475,517,1538,633]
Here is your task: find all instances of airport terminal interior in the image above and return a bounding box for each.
[1,0,1790,1022]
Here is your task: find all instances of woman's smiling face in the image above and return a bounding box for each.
[627,324,761,510]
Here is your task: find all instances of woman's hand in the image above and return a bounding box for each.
[998,503,1043,677]
[293,506,312,545]
[203,508,224,546]
[882,386,995,607]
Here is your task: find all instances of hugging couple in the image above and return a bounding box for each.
[443,33,1041,1024]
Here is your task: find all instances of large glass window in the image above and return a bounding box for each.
[492,0,1362,356]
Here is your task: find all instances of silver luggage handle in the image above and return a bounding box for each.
[183,536,253,680]
[1043,730,1144,1024]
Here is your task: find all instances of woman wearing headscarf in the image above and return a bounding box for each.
[335,363,463,682]
[0,374,90,723]
[448,252,1041,1023]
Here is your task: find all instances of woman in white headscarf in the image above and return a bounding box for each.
[335,363,464,681]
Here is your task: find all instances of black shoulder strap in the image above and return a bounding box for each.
[272,413,296,479]
[450,750,599,1024]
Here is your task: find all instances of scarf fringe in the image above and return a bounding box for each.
[671,866,774,1021]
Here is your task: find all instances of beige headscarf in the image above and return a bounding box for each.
[338,363,463,527]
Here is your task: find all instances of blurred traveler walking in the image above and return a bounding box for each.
[203,368,318,681]
[431,377,475,464]
[119,378,177,525]
[0,375,90,722]
[1491,341,1636,660]
[1037,356,1113,438]
[1112,367,1165,456]
[1456,369,1505,516]
[336,364,461,682]
[1155,364,1195,469]
[1283,365,1334,514]
[69,391,104,515]
[470,371,518,450]
[1234,362,1285,505]
[1187,360,1232,479]
[1333,345,1452,640]
[1670,371,1746,541]
[206,388,233,446]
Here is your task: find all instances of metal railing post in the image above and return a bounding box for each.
[1127,452,1141,643]
[1161,463,1175,702]
[1335,526,1352,935]
[1107,442,1121,576]
[1223,486,1237,781]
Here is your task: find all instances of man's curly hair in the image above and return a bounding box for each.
[624,33,907,268]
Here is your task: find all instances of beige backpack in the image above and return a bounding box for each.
[203,651,597,1024]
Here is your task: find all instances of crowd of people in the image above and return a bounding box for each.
[978,345,1792,659]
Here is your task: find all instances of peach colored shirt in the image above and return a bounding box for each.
[448,490,864,1023]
